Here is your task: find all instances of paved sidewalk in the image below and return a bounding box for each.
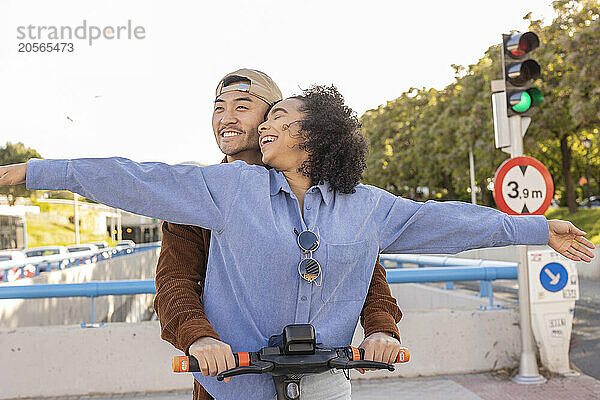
[25,372,600,399]
[351,373,600,400]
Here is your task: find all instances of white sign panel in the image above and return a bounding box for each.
[528,249,579,304]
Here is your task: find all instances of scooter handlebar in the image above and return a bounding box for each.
[172,346,410,374]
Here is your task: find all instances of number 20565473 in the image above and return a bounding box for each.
[18,42,74,52]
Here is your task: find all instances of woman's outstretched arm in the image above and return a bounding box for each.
[0,158,243,232]
[371,187,594,262]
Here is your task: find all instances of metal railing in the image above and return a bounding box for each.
[0,255,518,327]
[381,255,518,308]
[0,280,156,325]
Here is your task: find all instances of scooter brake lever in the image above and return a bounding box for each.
[329,358,395,371]
[216,361,274,381]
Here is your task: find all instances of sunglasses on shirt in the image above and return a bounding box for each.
[295,227,322,286]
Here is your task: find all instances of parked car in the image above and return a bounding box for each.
[66,244,100,265]
[85,241,111,260]
[114,240,136,255]
[23,246,70,272]
[24,246,69,258]
[0,250,26,263]
[88,241,109,250]
[0,250,34,281]
[580,196,600,208]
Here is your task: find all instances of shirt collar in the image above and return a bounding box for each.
[314,182,334,205]
[269,172,334,206]
[269,169,292,197]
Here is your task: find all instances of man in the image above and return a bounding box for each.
[153,69,403,400]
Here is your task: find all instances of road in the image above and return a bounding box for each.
[570,279,600,378]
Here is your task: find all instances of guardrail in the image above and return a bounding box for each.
[0,280,156,325]
[0,242,161,282]
[380,255,519,308]
[0,255,518,326]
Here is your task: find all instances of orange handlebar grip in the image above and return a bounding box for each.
[237,352,250,367]
[395,347,410,363]
[349,346,361,361]
[172,356,190,372]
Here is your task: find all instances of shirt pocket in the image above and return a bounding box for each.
[321,240,370,303]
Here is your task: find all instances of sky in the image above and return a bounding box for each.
[0,0,557,165]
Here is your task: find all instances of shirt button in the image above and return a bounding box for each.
[301,296,307,301]
[306,205,311,210]
[312,188,317,193]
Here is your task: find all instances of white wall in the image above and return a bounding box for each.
[1,306,521,399]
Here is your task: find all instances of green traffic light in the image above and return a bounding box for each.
[511,92,532,112]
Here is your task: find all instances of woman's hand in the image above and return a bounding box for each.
[356,332,400,374]
[548,220,595,262]
[0,163,27,186]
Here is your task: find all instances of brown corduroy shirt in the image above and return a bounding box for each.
[154,186,402,400]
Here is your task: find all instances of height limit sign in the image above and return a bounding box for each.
[493,156,554,215]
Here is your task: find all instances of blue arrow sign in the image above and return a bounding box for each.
[539,262,568,292]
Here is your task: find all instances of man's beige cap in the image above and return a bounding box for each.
[215,68,282,106]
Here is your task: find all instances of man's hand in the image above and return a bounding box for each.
[0,163,27,186]
[548,219,595,262]
[188,337,236,383]
[356,332,400,374]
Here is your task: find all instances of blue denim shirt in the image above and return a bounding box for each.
[27,158,549,399]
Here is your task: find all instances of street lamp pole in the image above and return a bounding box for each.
[582,137,592,207]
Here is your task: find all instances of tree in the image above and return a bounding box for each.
[362,0,600,213]
[524,1,600,213]
[0,142,42,205]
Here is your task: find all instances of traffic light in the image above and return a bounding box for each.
[502,32,543,116]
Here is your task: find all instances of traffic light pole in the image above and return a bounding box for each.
[492,79,546,384]
[492,30,546,384]
[508,115,530,158]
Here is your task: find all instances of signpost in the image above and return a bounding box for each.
[492,156,553,384]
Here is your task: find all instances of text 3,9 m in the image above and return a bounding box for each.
[506,181,543,199]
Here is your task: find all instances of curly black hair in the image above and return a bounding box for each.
[292,85,368,194]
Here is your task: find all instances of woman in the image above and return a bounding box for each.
[0,86,594,400]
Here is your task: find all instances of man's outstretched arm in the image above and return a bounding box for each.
[154,222,235,383]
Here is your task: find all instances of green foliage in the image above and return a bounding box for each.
[26,213,111,247]
[362,0,600,212]
[545,206,600,244]
[0,142,42,205]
